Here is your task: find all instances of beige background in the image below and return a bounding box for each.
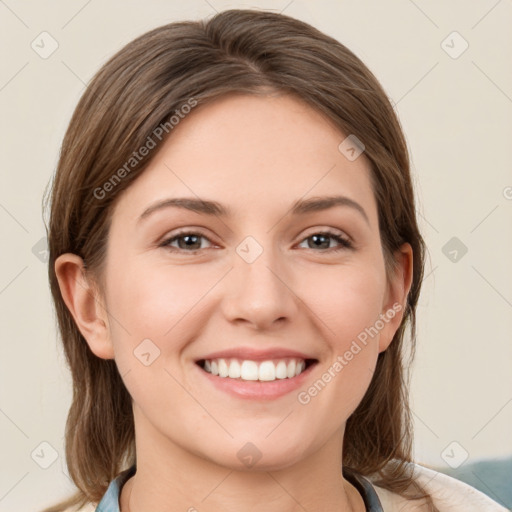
[0,0,511,510]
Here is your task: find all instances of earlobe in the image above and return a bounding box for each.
[54,253,115,360]
[378,243,414,353]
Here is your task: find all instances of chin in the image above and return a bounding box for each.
[207,438,310,472]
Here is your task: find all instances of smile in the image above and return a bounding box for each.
[198,357,316,382]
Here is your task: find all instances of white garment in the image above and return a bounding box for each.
[370,463,509,511]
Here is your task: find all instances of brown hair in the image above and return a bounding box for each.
[43,8,434,511]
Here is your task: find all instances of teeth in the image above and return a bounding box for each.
[258,361,275,381]
[218,358,229,377]
[241,360,259,381]
[201,358,310,381]
[287,359,296,378]
[275,361,287,379]
[228,359,241,378]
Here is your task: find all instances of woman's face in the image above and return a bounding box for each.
[80,93,411,470]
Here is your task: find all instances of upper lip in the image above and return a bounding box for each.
[196,347,318,362]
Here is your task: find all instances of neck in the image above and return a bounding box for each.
[120,411,365,512]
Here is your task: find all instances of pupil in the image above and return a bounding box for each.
[311,234,328,249]
[181,235,200,249]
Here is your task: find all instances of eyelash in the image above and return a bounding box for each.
[159,230,354,254]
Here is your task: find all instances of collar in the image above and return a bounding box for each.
[95,465,136,512]
[95,464,384,511]
[343,466,384,511]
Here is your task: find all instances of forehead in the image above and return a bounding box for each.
[112,93,377,227]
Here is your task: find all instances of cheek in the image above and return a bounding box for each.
[106,260,213,336]
[304,261,386,345]
[295,263,386,407]
[102,263,211,417]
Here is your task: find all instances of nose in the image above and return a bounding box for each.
[221,238,298,331]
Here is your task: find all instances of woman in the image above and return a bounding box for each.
[43,9,506,512]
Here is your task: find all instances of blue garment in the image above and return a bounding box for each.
[95,465,136,512]
[94,464,383,511]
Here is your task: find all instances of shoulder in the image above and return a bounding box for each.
[369,462,509,511]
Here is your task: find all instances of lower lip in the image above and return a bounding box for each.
[195,362,318,400]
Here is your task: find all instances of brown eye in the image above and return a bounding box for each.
[161,232,214,252]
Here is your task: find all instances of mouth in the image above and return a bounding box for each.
[196,357,318,382]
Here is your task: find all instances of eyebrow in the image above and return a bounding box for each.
[137,195,370,225]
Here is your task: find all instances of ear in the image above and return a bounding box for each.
[54,253,114,359]
[378,243,414,353]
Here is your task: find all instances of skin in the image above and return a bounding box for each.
[56,93,413,512]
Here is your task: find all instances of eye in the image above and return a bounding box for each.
[160,231,215,252]
[297,231,353,252]
[159,229,353,254]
